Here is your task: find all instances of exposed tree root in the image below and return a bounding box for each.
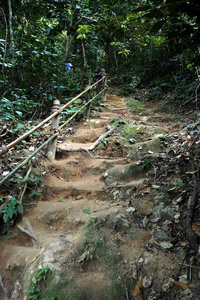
[186,171,199,254]
[0,274,9,300]
[64,126,114,152]
[17,224,39,244]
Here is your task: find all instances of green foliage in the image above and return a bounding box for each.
[106,276,133,300]
[29,190,42,201]
[0,0,199,127]
[0,196,23,223]
[187,113,200,136]
[126,99,145,114]
[140,157,154,170]
[25,267,53,300]
[159,134,168,147]
[79,218,106,263]
[77,24,90,39]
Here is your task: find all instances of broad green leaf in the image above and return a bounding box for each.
[3,214,8,223]
[60,197,69,202]
[82,209,91,214]
[16,111,23,116]
[17,205,24,214]
[74,99,82,104]
[177,178,184,187]
[7,207,13,219]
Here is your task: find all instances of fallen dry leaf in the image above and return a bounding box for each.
[136,187,143,193]
[180,155,190,161]
[144,186,151,194]
[185,169,197,174]
[192,222,200,237]
[0,192,8,198]
[136,186,150,193]
[186,136,194,141]
[172,281,188,290]
[132,277,143,299]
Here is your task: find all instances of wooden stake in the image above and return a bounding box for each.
[47,100,60,161]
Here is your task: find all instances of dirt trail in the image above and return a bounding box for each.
[0,91,190,299]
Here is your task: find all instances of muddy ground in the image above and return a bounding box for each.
[0,88,200,300]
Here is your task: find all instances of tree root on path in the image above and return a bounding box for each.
[0,274,9,300]
[17,224,39,244]
[186,171,199,254]
[63,126,114,156]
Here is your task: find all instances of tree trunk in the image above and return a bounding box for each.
[81,39,87,66]
[8,0,14,54]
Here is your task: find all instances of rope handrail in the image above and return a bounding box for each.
[0,76,106,156]
[0,87,107,186]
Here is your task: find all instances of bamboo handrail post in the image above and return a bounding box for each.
[0,78,105,157]
[100,68,107,101]
[0,77,108,186]
[47,99,60,161]
[86,85,91,119]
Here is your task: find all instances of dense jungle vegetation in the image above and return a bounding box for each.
[0,0,200,123]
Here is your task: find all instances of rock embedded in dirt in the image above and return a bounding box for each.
[152,202,175,222]
[154,230,171,242]
[103,162,145,186]
[2,92,200,300]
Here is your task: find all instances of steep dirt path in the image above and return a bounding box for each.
[0,91,191,300]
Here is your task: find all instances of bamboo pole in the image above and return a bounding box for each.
[0,77,106,156]
[60,88,106,130]
[0,133,57,186]
[0,88,106,186]
[19,161,32,203]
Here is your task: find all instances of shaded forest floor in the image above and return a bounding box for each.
[0,87,200,300]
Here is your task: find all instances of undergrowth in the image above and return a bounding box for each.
[125,98,145,114]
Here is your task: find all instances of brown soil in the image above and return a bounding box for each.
[0,90,197,300]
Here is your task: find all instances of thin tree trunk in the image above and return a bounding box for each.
[149,36,153,62]
[8,0,14,54]
[0,7,8,79]
[64,36,72,61]
[81,39,87,66]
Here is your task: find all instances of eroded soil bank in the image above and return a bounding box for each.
[0,88,200,300]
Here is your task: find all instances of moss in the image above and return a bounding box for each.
[125,98,145,114]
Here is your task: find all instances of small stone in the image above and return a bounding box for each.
[152,185,160,189]
[152,203,174,221]
[142,276,152,289]
[126,207,136,213]
[154,231,171,242]
[138,257,144,264]
[75,218,83,226]
[160,242,173,249]
[179,274,188,284]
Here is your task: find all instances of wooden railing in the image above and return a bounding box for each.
[0,72,107,186]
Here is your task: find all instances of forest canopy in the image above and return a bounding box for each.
[0,0,199,121]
